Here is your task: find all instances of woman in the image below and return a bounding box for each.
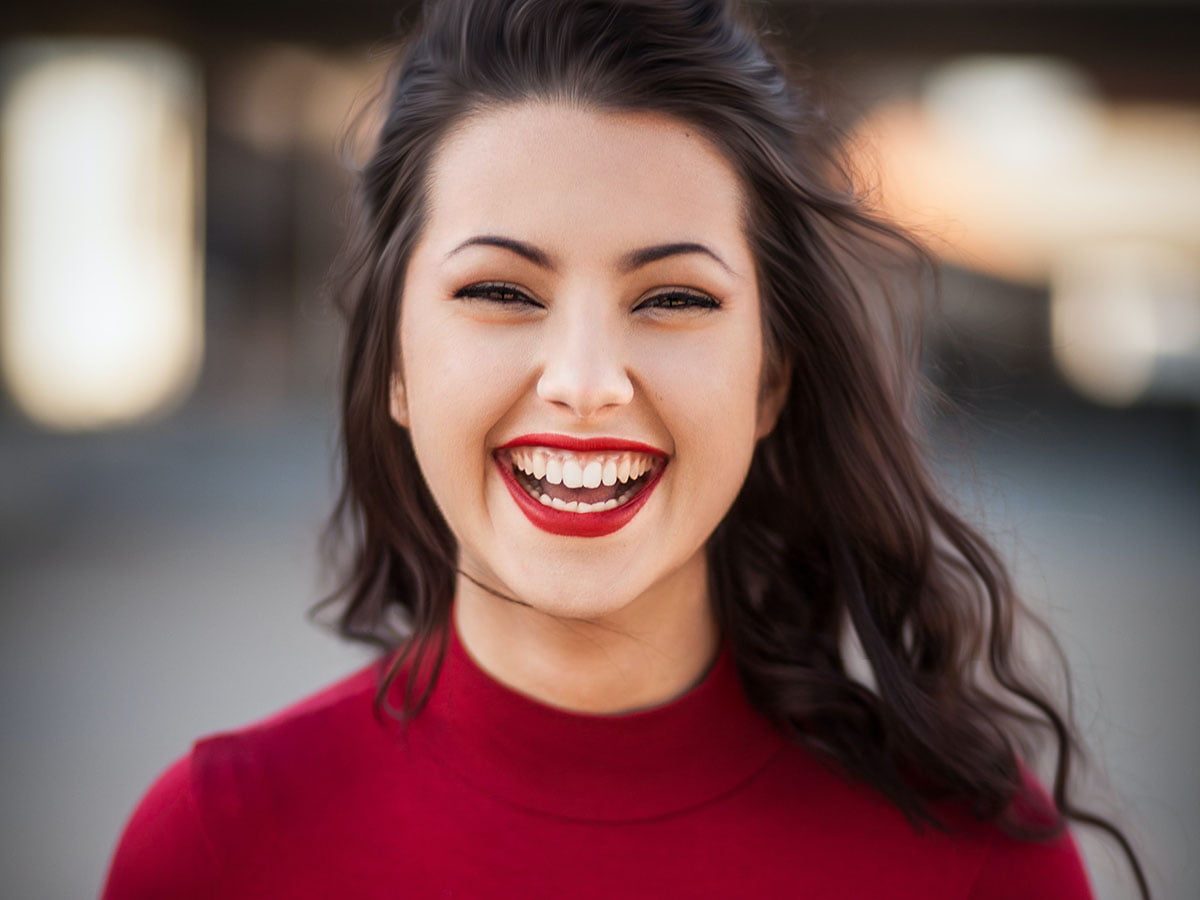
[102,0,1149,897]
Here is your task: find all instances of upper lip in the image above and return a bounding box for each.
[497,433,668,457]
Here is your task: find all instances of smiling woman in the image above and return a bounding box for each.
[100,1,1149,898]
[389,103,782,701]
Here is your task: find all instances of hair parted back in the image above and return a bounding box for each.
[319,0,1147,893]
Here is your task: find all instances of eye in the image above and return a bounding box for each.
[453,281,542,307]
[636,289,721,312]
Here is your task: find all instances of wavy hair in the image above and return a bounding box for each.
[318,0,1147,894]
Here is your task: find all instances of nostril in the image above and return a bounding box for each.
[535,367,634,417]
[535,331,633,415]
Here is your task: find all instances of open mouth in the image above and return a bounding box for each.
[496,446,667,514]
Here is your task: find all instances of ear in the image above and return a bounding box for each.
[754,356,790,441]
[388,371,409,428]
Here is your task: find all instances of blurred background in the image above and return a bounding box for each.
[0,0,1195,897]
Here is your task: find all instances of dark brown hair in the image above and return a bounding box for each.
[319,0,1147,894]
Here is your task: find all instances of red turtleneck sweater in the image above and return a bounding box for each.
[101,621,1092,898]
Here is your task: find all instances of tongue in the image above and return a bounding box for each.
[541,480,623,504]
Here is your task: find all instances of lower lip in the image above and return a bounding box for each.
[495,456,665,538]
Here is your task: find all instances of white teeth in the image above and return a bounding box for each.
[509,446,660,494]
[546,495,587,513]
[562,459,584,489]
[617,456,631,483]
[523,487,632,513]
[582,461,602,489]
[602,459,617,486]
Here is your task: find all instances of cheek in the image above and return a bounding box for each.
[636,322,764,435]
[398,304,537,527]
[636,324,764,497]
[401,305,530,432]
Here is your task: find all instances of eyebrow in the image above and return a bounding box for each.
[446,236,554,269]
[624,242,734,275]
[444,235,735,276]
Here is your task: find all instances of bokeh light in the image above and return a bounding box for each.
[0,40,203,430]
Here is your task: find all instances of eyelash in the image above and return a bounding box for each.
[453,282,721,311]
[454,283,532,306]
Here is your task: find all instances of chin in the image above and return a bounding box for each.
[515,581,643,624]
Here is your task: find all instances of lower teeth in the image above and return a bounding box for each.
[510,461,650,514]
[520,480,643,513]
[523,483,636,514]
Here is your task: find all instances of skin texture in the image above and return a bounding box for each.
[391,102,786,713]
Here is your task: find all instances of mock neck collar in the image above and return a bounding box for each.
[402,613,787,822]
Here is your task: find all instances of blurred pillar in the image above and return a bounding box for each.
[0,40,203,430]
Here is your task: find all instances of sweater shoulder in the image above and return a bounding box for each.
[966,825,1092,900]
[100,659,391,897]
[229,657,387,735]
[752,746,1095,899]
[187,658,392,811]
[211,657,384,739]
[963,772,1094,900]
[100,752,220,899]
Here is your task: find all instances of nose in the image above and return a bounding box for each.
[536,300,634,418]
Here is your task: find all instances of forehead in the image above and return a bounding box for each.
[422,102,750,259]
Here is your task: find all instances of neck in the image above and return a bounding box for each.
[452,554,721,715]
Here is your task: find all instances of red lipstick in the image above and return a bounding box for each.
[497,433,667,456]
[494,434,668,538]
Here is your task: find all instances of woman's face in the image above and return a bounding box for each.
[392,101,785,622]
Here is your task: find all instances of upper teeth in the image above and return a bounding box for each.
[508,448,657,486]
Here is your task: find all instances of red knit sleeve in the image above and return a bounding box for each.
[99,751,222,899]
[965,827,1093,900]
